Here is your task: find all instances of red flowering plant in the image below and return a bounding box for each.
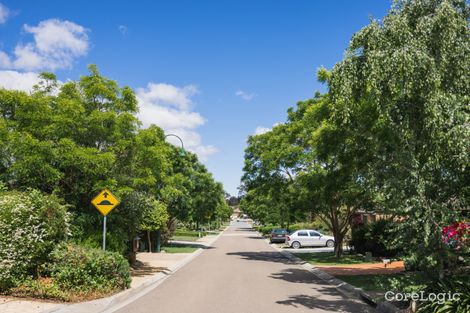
[442,222,470,265]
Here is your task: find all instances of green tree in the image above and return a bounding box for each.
[327,0,470,276]
[140,198,169,252]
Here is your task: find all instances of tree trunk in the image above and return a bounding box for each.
[147,230,152,253]
[333,231,344,258]
[128,241,137,265]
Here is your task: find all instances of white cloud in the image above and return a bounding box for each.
[0,51,11,67]
[0,70,41,91]
[118,25,128,35]
[235,89,255,101]
[0,3,10,24]
[137,82,217,161]
[254,126,271,135]
[253,123,280,136]
[138,83,198,110]
[0,19,89,71]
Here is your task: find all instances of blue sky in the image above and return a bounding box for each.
[0,0,391,195]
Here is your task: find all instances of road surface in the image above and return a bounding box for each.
[115,221,372,313]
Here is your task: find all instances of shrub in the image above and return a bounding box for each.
[350,219,400,257]
[417,274,470,313]
[289,220,331,234]
[50,243,131,292]
[0,190,69,290]
[256,220,331,236]
[255,225,281,236]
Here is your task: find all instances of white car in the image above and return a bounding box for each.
[286,229,335,249]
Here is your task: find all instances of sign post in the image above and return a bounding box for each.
[103,216,107,250]
[91,189,120,251]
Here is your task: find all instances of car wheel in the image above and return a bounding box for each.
[326,240,334,248]
[292,241,301,249]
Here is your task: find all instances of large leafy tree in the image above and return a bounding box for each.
[327,0,469,276]
[0,65,228,257]
[242,93,370,257]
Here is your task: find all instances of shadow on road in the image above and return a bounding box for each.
[272,268,371,312]
[234,227,256,232]
[226,251,301,264]
[269,268,324,284]
[276,293,366,312]
[246,236,264,240]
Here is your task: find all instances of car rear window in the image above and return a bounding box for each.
[297,231,308,236]
[272,229,285,234]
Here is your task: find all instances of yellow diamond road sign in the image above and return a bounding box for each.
[91,189,120,216]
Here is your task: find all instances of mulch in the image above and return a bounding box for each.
[315,261,405,276]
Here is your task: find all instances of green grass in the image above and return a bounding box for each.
[294,252,371,265]
[336,272,429,293]
[162,244,199,253]
[171,235,200,242]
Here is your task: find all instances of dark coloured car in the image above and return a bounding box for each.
[269,228,288,243]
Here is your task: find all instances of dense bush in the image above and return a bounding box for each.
[289,221,330,234]
[256,225,281,236]
[256,220,331,237]
[50,243,131,291]
[349,219,400,257]
[0,190,69,290]
[417,273,470,313]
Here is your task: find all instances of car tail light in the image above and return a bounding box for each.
[287,236,290,241]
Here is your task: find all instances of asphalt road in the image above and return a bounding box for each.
[115,221,372,313]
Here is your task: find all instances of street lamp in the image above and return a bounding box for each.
[152,133,186,252]
[164,133,186,156]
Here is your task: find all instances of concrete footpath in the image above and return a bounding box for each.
[0,232,223,313]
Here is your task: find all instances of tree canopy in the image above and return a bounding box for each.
[241,0,469,267]
[0,65,229,255]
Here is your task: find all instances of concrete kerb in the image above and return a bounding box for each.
[257,231,402,313]
[42,227,229,313]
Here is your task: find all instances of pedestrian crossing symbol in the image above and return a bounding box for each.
[91,189,120,216]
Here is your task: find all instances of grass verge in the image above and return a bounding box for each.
[162,244,199,253]
[294,252,371,265]
[335,272,428,293]
[171,235,200,242]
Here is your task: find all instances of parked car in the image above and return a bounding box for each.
[269,228,288,243]
[286,229,335,249]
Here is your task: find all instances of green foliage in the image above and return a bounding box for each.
[350,220,401,257]
[0,65,228,259]
[289,221,331,234]
[0,65,228,300]
[327,0,470,276]
[255,225,282,236]
[256,220,330,236]
[417,274,470,313]
[140,198,169,232]
[50,243,130,292]
[0,190,69,290]
[241,0,469,271]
